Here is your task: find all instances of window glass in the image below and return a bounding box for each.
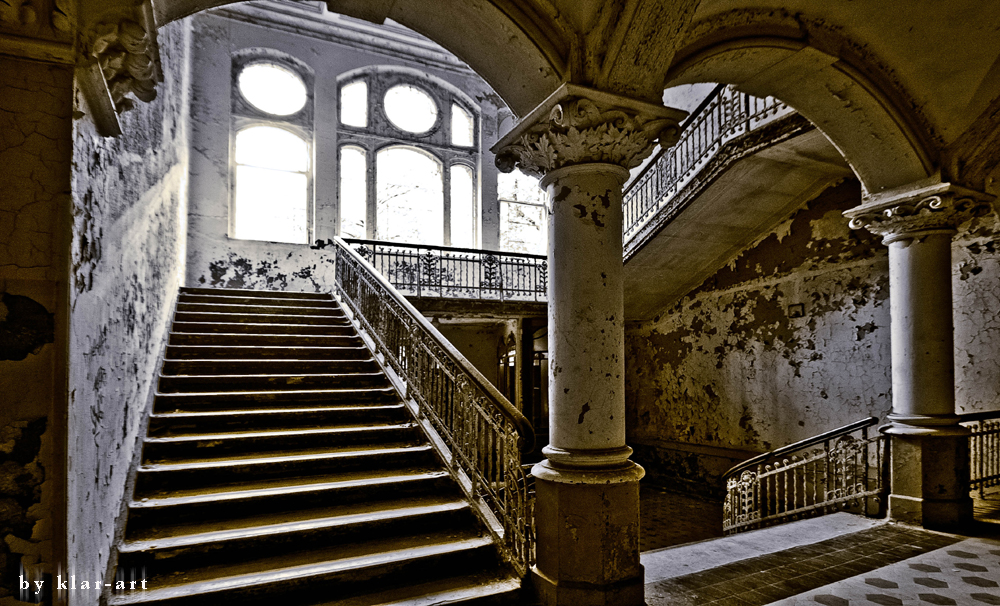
[451,104,474,147]
[499,168,547,255]
[384,85,438,133]
[340,80,368,127]
[340,146,367,239]
[498,169,545,206]
[450,164,475,248]
[376,146,443,244]
[235,126,309,172]
[233,125,310,244]
[238,63,307,116]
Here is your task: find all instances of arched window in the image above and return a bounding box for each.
[231,55,313,244]
[336,67,479,247]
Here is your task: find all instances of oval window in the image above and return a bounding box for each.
[238,63,307,116]
[384,85,438,133]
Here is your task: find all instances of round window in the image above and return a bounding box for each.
[238,63,307,116]
[384,85,438,133]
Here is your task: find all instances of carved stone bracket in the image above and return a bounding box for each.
[491,83,687,179]
[844,178,994,243]
[77,0,162,136]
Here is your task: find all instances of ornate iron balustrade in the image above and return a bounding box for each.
[333,237,536,576]
[722,417,887,534]
[961,410,1000,496]
[343,238,547,302]
[623,85,794,239]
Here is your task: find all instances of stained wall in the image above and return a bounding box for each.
[184,8,506,293]
[67,18,192,602]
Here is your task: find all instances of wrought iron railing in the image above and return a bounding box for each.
[961,410,1000,496]
[623,85,794,239]
[333,236,536,576]
[722,417,887,534]
[344,238,547,302]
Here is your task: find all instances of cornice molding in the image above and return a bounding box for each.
[492,83,687,179]
[844,178,994,243]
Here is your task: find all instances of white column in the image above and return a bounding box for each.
[494,84,685,606]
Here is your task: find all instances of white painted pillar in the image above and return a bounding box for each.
[493,84,685,606]
[846,179,993,529]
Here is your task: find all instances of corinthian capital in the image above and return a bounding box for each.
[491,83,687,179]
[844,179,994,243]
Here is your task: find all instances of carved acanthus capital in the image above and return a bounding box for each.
[844,179,994,243]
[85,7,161,113]
[492,83,687,179]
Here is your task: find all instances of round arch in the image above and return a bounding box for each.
[666,27,937,194]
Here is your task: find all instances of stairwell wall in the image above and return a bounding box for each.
[67,18,192,603]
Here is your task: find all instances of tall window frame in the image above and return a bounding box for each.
[335,66,481,248]
[230,51,315,245]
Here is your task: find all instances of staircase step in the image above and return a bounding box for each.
[333,573,523,606]
[161,358,380,376]
[134,445,438,493]
[148,405,411,435]
[174,311,348,325]
[170,321,356,335]
[108,533,495,606]
[168,333,364,347]
[118,500,474,575]
[178,302,346,316]
[125,471,459,534]
[164,344,367,360]
[180,286,331,300]
[158,372,389,393]
[179,293,339,308]
[154,387,399,412]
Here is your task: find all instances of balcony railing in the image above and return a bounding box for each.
[344,238,547,303]
[623,85,794,239]
[722,417,887,534]
[961,410,1000,496]
[333,237,536,576]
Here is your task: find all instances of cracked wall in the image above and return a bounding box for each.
[0,54,73,603]
[626,180,893,496]
[184,11,507,293]
[67,18,191,603]
[626,178,1000,496]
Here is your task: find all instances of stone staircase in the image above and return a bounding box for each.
[109,286,521,606]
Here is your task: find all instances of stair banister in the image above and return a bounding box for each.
[332,236,536,576]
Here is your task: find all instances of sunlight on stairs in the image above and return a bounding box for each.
[109,286,521,606]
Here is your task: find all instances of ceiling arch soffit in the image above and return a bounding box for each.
[664,12,939,194]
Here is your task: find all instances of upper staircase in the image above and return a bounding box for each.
[109,286,521,606]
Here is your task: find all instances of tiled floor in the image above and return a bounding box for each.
[640,483,724,551]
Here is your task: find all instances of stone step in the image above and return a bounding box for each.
[125,471,458,536]
[117,500,474,577]
[148,405,411,436]
[177,302,345,316]
[157,372,389,393]
[180,286,331,300]
[142,424,424,462]
[164,344,368,360]
[174,311,348,325]
[179,293,339,308]
[161,358,380,376]
[134,445,439,494]
[153,387,399,413]
[170,321,356,336]
[332,573,523,606]
[107,533,496,606]
[168,332,364,347]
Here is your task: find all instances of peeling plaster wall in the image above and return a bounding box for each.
[67,19,192,602]
[185,11,506,292]
[0,56,73,601]
[626,180,894,495]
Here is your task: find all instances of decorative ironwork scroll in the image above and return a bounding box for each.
[723,417,888,534]
[333,237,536,576]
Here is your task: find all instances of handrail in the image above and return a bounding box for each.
[959,409,1000,423]
[723,416,879,482]
[344,237,547,261]
[335,236,535,450]
[332,236,536,575]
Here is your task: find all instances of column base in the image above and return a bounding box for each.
[531,460,645,606]
[887,431,973,531]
